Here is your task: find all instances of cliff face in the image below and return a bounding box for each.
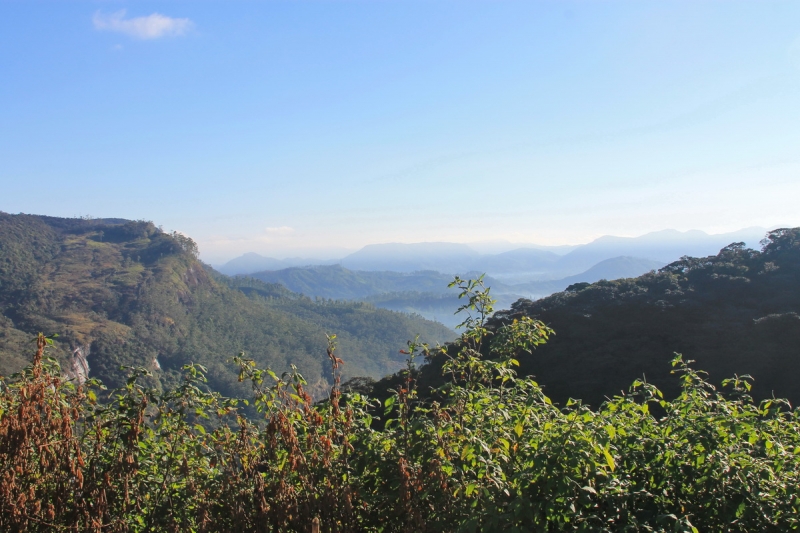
[66,344,90,384]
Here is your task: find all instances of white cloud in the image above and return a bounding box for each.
[263,226,294,235]
[93,10,192,40]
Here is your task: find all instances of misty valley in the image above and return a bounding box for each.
[219,227,765,329]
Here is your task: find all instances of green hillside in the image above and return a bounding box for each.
[248,265,524,327]
[248,264,478,299]
[490,228,800,406]
[0,213,454,396]
[390,228,800,408]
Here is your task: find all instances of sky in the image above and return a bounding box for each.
[2,1,800,264]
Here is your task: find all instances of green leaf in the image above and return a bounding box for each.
[603,447,615,472]
[384,396,396,415]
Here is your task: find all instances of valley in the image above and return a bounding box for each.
[221,227,765,328]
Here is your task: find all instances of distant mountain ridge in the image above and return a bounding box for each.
[218,252,339,276]
[340,242,480,273]
[221,227,768,281]
[550,227,767,276]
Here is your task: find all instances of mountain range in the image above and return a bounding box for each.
[219,227,767,280]
[219,227,766,328]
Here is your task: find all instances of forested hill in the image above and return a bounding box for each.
[0,213,454,397]
[398,228,800,407]
[487,228,800,406]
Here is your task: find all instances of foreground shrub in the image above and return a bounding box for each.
[1,280,799,532]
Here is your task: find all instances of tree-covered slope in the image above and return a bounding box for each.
[395,228,800,408]
[247,265,522,328]
[248,264,462,299]
[485,228,800,406]
[0,213,454,397]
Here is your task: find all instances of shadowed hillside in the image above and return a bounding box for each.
[488,228,800,406]
[376,228,800,408]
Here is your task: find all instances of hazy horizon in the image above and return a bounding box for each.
[207,225,778,266]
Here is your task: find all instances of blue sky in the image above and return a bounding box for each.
[2,1,799,263]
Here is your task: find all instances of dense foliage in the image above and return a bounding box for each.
[400,228,800,408]
[2,278,799,532]
[0,213,453,397]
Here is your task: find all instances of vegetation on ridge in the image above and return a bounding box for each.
[0,213,453,398]
[384,228,800,408]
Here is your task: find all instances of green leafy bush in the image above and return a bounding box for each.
[2,279,799,532]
